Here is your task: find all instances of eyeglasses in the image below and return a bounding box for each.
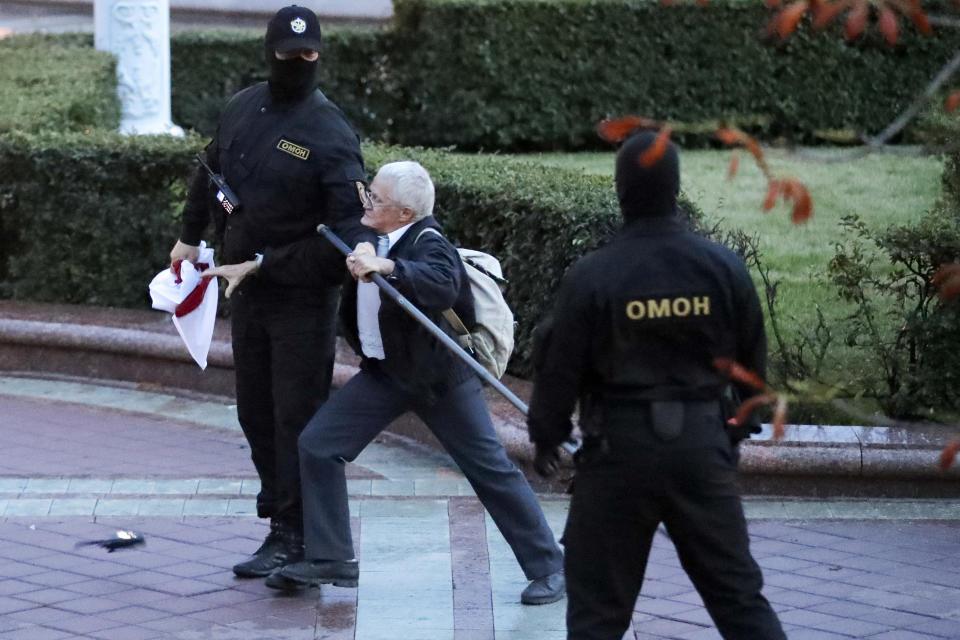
[360,187,399,210]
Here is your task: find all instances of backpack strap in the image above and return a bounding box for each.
[414,227,471,339]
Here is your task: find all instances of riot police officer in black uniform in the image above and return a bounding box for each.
[169,5,373,578]
[527,131,786,639]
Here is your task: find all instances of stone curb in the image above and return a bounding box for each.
[1,311,958,496]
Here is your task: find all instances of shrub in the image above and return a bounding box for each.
[386,0,960,150]
[162,1,960,150]
[827,205,960,419]
[0,34,120,133]
[0,130,203,307]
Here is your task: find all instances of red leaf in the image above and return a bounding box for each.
[845,0,868,40]
[939,438,960,470]
[638,126,673,168]
[744,137,769,177]
[727,150,741,180]
[931,264,960,300]
[778,2,809,37]
[716,128,746,146]
[697,0,710,6]
[763,180,781,212]
[766,0,782,7]
[912,9,933,35]
[734,394,777,426]
[772,397,788,441]
[878,6,899,45]
[812,0,849,29]
[946,91,960,114]
[784,179,814,224]
[713,358,769,391]
[596,116,658,143]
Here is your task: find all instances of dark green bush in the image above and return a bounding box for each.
[0,35,120,133]
[0,130,701,374]
[827,206,960,419]
[385,0,960,150]
[0,130,203,307]
[163,0,960,150]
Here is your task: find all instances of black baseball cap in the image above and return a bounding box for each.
[266,5,322,53]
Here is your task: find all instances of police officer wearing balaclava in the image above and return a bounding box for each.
[169,5,373,579]
[527,132,786,639]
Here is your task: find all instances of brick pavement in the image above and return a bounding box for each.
[2,376,960,639]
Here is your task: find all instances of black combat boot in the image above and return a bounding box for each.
[232,520,304,578]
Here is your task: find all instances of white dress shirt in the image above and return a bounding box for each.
[357,222,415,359]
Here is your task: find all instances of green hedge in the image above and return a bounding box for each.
[0,124,696,374]
[386,0,960,150]
[164,0,960,149]
[0,130,202,306]
[0,34,120,133]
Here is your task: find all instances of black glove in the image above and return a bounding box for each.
[533,443,561,478]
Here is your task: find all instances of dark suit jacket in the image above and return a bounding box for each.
[340,216,477,401]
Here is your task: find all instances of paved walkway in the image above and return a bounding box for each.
[2,374,960,640]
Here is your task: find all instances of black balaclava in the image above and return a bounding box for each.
[615,131,680,221]
[264,5,322,102]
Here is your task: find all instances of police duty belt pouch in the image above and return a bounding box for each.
[416,229,515,378]
[649,401,685,441]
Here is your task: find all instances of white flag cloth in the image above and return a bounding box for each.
[148,242,218,370]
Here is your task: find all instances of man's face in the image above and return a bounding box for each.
[361,174,409,234]
[274,48,319,62]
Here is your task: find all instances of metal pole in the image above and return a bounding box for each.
[319,225,578,456]
[318,224,532,414]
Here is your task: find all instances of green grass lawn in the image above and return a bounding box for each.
[487,148,947,421]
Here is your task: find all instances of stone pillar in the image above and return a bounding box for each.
[94,0,183,136]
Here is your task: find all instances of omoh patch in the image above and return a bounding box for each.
[277,139,310,160]
[290,17,307,34]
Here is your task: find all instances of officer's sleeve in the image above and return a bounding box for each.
[389,232,461,311]
[527,265,593,448]
[179,140,218,246]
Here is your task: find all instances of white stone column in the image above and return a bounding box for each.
[94,0,183,136]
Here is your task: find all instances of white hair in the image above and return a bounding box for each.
[376,161,435,221]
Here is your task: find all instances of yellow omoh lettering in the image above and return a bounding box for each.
[672,297,691,317]
[625,300,646,320]
[693,296,710,315]
[647,298,671,318]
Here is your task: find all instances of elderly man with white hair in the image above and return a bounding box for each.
[262,160,566,604]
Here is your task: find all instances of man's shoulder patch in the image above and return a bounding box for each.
[277,139,311,161]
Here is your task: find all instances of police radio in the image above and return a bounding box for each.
[195,153,239,215]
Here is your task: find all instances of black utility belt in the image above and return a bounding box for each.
[602,399,723,442]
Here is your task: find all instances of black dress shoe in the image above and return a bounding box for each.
[232,522,304,578]
[265,558,360,590]
[520,570,565,605]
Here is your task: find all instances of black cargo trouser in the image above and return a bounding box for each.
[563,401,786,640]
[230,281,340,531]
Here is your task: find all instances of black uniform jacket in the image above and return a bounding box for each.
[527,215,767,449]
[340,216,477,401]
[180,82,372,289]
